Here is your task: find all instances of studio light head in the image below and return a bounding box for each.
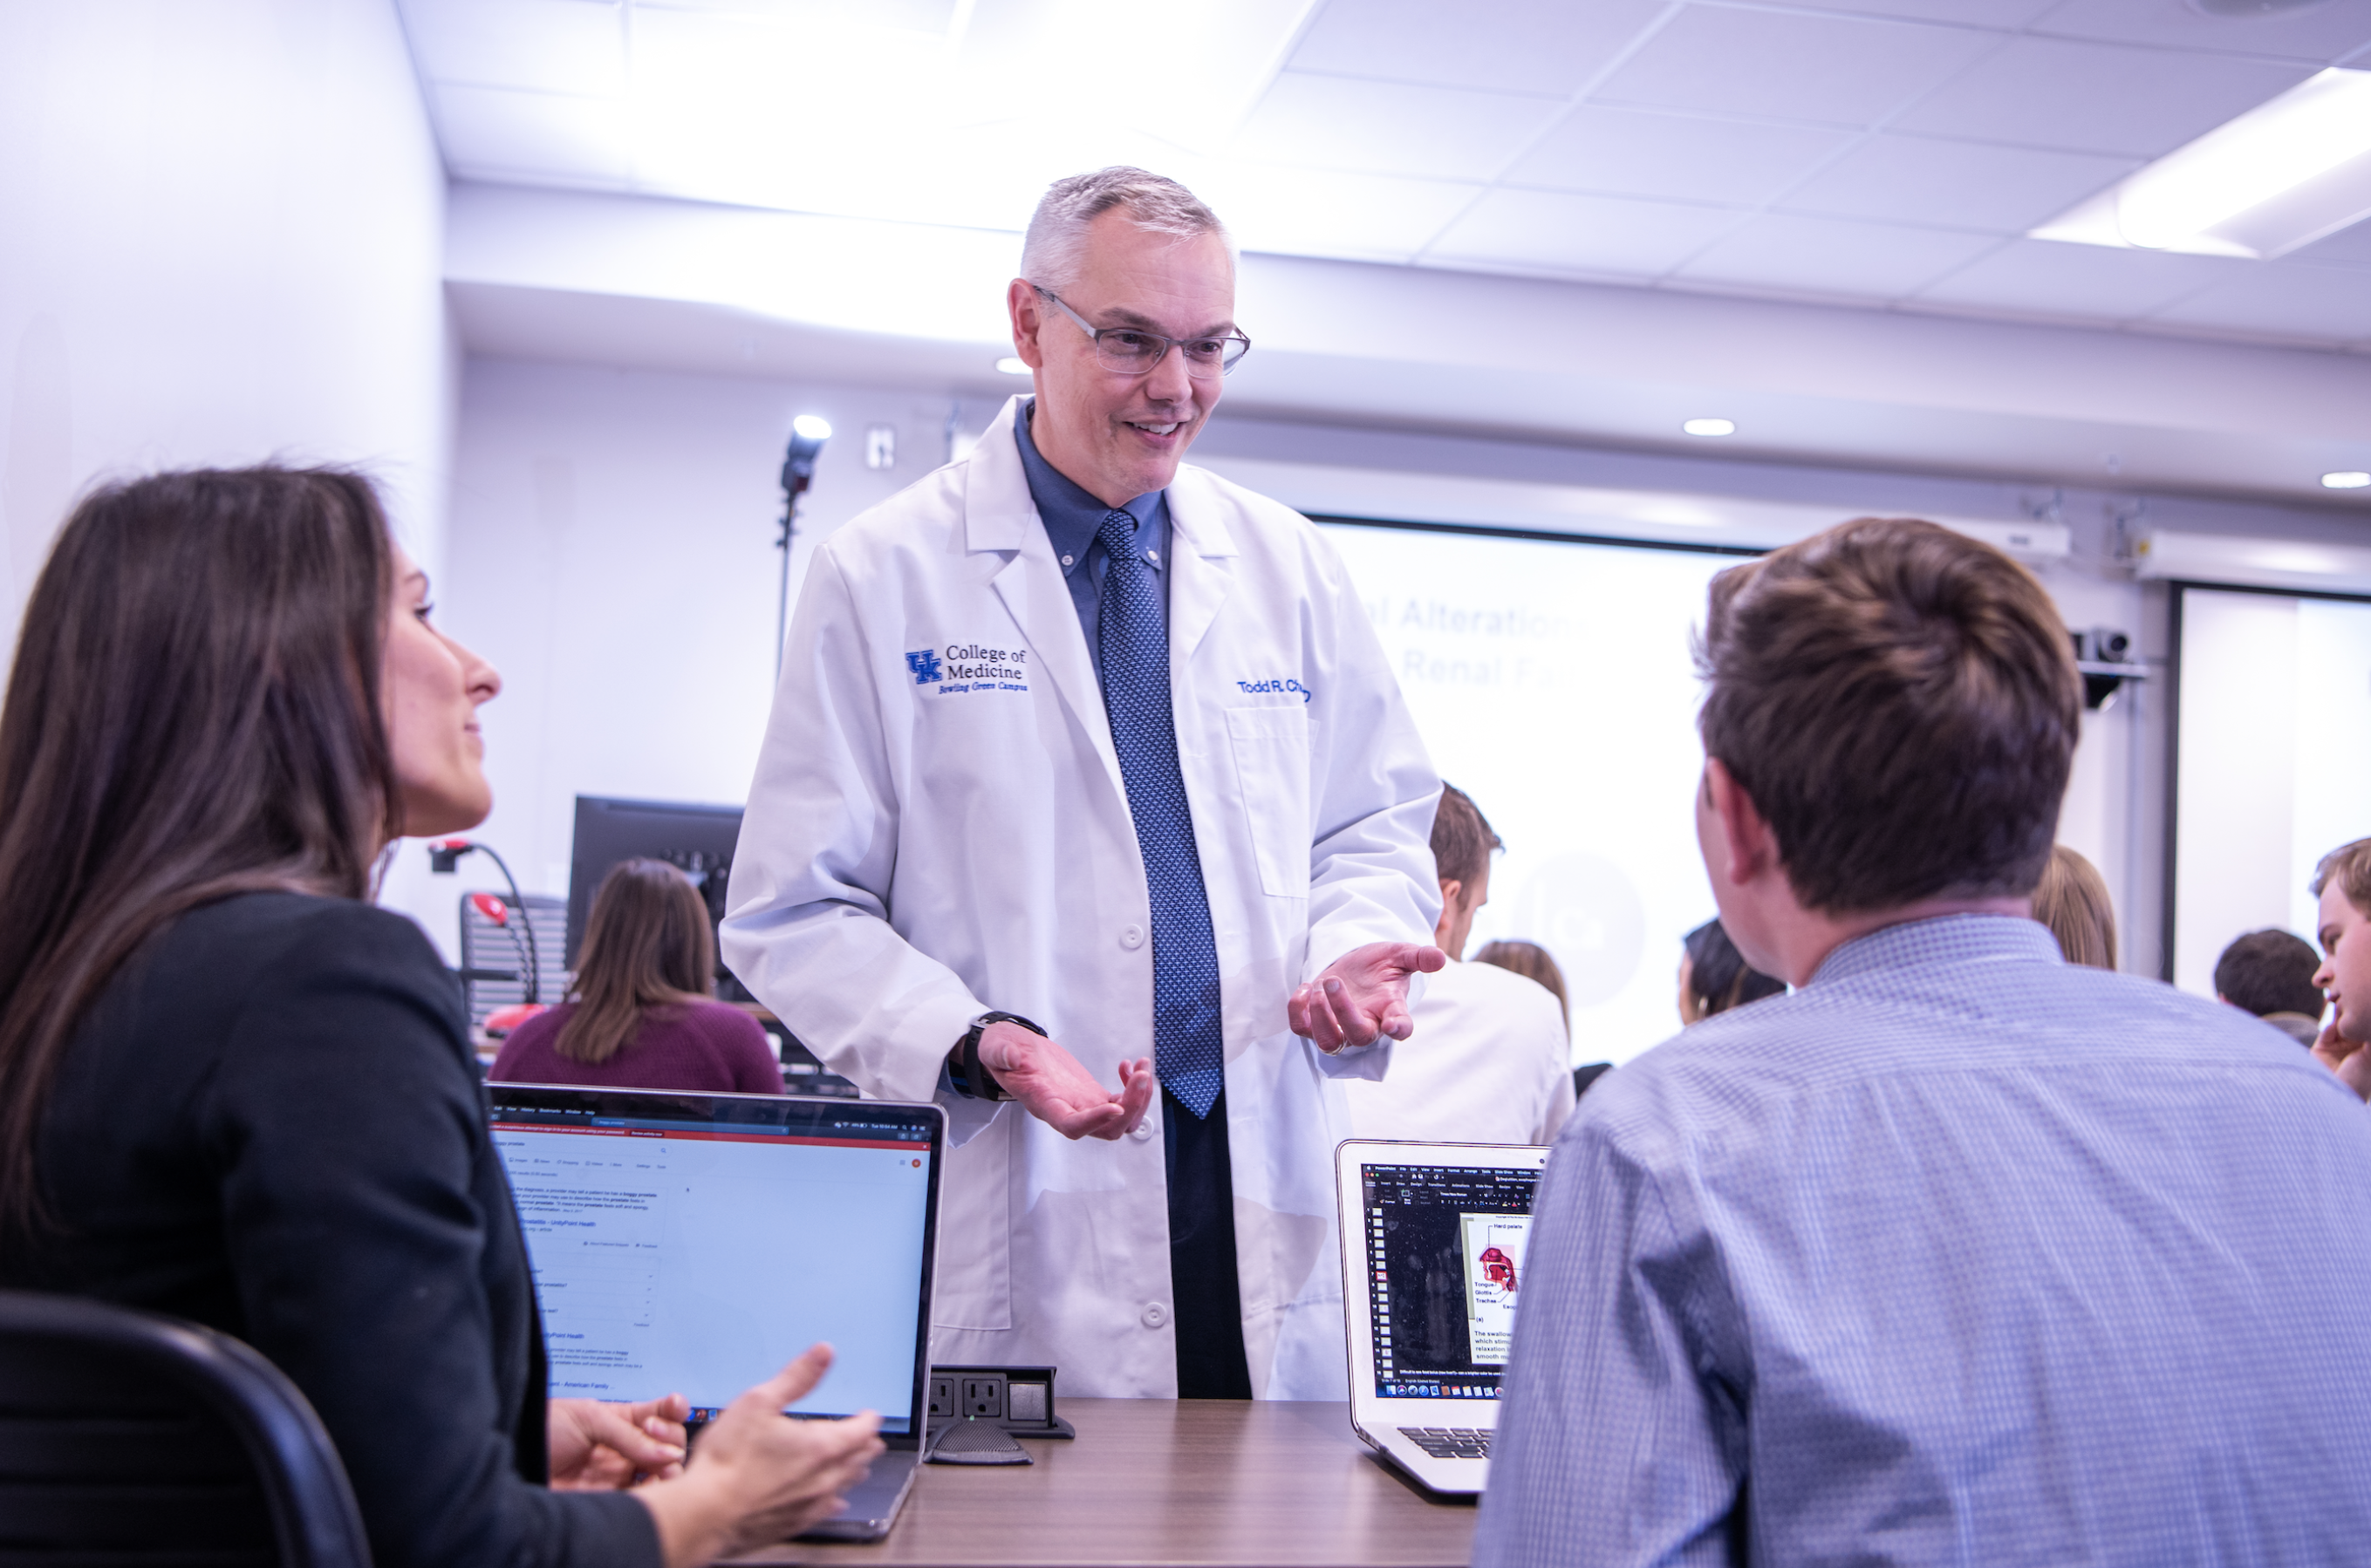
[782,414,832,500]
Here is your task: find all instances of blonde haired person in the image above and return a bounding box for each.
[2032,843,2116,970]
[494,859,783,1094]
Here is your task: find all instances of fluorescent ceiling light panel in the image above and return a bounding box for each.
[2032,68,2371,259]
[2326,470,2371,489]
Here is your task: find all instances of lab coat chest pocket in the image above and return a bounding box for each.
[1226,706,1313,899]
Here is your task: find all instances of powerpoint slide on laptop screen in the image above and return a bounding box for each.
[1320,522,1732,1066]
[492,1120,929,1429]
[1361,1162,1539,1401]
[2173,586,2371,997]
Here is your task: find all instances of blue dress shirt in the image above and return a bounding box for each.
[1477,914,2371,1567]
[1013,398,1168,686]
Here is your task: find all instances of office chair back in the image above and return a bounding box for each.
[0,1289,372,1567]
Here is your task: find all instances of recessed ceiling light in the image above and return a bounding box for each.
[2325,470,2371,490]
[1683,418,1736,437]
[2032,67,2371,259]
[995,357,1030,375]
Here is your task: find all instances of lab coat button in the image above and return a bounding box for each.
[1131,1118,1158,1142]
[1142,1303,1168,1328]
[1119,924,1145,950]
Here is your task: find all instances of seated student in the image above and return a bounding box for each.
[1342,785,1574,1145]
[2215,927,2326,1046]
[493,859,783,1093]
[1476,517,2371,1567]
[1473,940,1612,1100]
[2306,839,2371,1100]
[1676,916,1784,1022]
[2033,842,2117,969]
[0,468,881,1568]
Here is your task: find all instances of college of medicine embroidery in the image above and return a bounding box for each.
[906,644,1028,696]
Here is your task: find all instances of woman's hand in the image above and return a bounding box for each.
[636,1346,885,1568]
[549,1394,690,1490]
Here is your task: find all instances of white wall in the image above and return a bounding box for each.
[1,0,457,942]
[423,358,970,959]
[0,0,452,601]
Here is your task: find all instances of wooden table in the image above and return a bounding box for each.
[735,1401,1477,1567]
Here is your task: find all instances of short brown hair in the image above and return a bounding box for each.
[1431,783,1503,893]
[1696,517,2081,914]
[556,859,718,1064]
[2032,845,2116,970]
[2311,839,2371,919]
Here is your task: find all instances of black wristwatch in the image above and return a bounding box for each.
[949,1011,1045,1101]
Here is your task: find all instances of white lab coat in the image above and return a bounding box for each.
[722,396,1441,1400]
[1341,959,1577,1146]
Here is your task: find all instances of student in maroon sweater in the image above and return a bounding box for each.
[495,859,783,1094]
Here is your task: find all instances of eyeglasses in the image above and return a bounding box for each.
[1033,287,1251,378]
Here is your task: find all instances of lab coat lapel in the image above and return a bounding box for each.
[964,398,1127,797]
[1165,466,1240,665]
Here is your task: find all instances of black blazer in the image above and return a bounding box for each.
[0,892,657,1568]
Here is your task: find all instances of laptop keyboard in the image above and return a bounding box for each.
[1401,1426,1491,1459]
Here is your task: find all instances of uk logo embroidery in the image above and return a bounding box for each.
[905,649,943,685]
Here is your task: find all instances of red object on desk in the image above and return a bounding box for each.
[483,1002,547,1038]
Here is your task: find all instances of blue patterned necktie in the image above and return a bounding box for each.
[1097,508,1225,1120]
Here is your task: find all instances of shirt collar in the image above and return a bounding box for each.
[1015,398,1165,577]
[1806,912,2065,990]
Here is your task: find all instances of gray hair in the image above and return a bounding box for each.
[1019,167,1233,293]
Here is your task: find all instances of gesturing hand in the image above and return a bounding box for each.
[1288,941,1446,1053]
[639,1344,886,1568]
[549,1393,688,1490]
[978,1020,1155,1140]
[2312,1021,2371,1102]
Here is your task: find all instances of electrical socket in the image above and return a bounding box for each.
[926,1365,1075,1439]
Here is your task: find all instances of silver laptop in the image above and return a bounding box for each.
[489,1084,945,1541]
[1335,1139,1550,1496]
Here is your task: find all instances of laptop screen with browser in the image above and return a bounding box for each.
[1359,1161,1540,1402]
[489,1087,942,1437]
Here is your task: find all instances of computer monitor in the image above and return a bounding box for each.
[566,795,747,998]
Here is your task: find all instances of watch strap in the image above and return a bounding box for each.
[953,1011,1045,1101]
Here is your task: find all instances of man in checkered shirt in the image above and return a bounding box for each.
[1476,516,2371,1566]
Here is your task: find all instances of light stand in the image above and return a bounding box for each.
[775,414,832,683]
[429,837,540,1004]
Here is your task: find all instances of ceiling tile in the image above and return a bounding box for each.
[1424,188,1746,278]
[2286,218,2371,268]
[1192,164,1485,262]
[1589,7,2001,128]
[1910,237,2245,319]
[1672,212,2002,297]
[1500,105,1858,206]
[2030,0,2371,65]
[431,84,634,183]
[398,0,625,96]
[1778,133,2134,232]
[2145,260,2371,344]
[1285,0,1666,95]
[1890,35,2313,156]
[1230,72,1567,181]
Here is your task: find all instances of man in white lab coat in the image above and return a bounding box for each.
[722,167,1444,1401]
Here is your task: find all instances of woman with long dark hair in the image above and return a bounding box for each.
[493,858,783,1092]
[0,467,879,1568]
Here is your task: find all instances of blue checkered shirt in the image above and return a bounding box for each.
[1475,914,2371,1567]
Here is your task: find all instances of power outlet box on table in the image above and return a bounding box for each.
[926,1365,1076,1439]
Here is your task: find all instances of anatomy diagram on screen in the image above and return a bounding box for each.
[1460,1213,1532,1366]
